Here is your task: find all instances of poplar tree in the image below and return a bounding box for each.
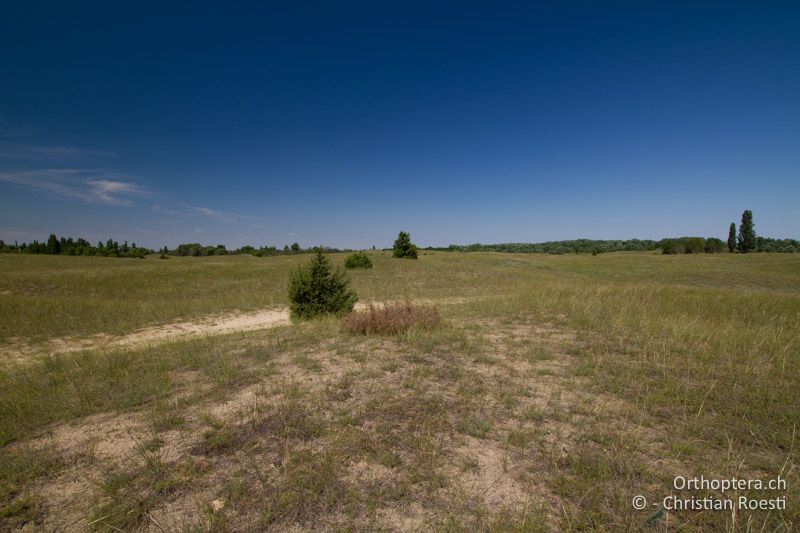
[727,223,736,253]
[737,210,756,253]
[46,234,60,255]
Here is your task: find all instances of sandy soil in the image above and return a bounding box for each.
[11,315,669,531]
[1,298,469,363]
[1,308,291,363]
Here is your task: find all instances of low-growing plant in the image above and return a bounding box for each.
[342,301,441,335]
[287,249,357,320]
[344,251,372,269]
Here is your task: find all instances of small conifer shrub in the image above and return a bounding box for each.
[287,249,357,320]
[344,251,373,269]
[392,231,418,259]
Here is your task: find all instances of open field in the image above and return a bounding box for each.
[0,251,798,531]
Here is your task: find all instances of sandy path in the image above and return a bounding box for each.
[2,308,291,363]
[1,297,470,362]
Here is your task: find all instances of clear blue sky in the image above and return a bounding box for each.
[1,1,798,249]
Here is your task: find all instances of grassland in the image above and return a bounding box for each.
[0,251,798,531]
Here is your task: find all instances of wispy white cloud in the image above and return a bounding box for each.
[191,206,241,223]
[87,179,143,204]
[151,203,244,223]
[0,130,246,222]
[0,169,147,205]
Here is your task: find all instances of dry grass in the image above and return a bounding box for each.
[0,251,798,531]
[342,301,441,336]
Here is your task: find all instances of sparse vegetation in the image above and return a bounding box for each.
[344,251,373,269]
[0,251,798,531]
[287,248,358,320]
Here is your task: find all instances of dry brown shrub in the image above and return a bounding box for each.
[342,301,441,335]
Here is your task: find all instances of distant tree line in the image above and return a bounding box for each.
[2,215,796,259]
[661,236,799,254]
[167,242,350,257]
[661,210,800,254]
[661,211,799,254]
[660,237,725,254]
[432,236,799,256]
[0,234,152,258]
[0,235,355,258]
[432,211,798,255]
[430,239,660,255]
[748,236,799,253]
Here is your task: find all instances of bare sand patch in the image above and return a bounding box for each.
[2,297,472,363]
[1,307,290,362]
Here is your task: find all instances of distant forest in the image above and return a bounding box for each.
[430,239,659,254]
[0,235,152,258]
[166,242,347,257]
[0,235,347,258]
[1,235,798,258]
[432,237,800,254]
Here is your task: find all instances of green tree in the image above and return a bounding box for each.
[46,234,60,255]
[287,248,357,320]
[661,239,681,255]
[290,242,301,254]
[683,237,706,254]
[727,223,736,253]
[737,210,756,253]
[705,237,724,253]
[392,231,418,259]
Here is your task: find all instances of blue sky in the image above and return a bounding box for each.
[1,1,798,249]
